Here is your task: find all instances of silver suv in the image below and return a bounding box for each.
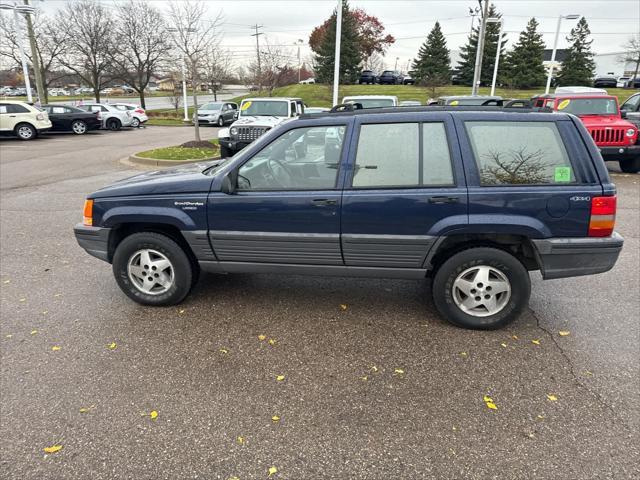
[77,103,133,131]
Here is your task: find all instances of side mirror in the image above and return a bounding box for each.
[221,171,237,194]
[621,110,627,118]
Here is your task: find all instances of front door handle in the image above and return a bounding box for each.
[312,199,337,206]
[428,196,460,204]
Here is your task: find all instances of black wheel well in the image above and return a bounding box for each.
[107,117,121,125]
[427,234,539,276]
[14,122,35,131]
[108,223,199,270]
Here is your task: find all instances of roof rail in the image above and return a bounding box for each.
[329,103,363,113]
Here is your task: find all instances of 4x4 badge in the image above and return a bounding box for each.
[569,196,591,201]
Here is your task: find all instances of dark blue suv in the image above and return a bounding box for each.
[74,107,623,329]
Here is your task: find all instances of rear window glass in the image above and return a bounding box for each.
[465,121,574,185]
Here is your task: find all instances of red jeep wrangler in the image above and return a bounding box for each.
[532,89,640,173]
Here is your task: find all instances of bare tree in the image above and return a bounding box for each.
[0,12,69,103]
[168,84,183,116]
[168,0,223,142]
[56,0,115,103]
[201,47,232,101]
[619,36,640,84]
[247,40,296,95]
[110,0,170,109]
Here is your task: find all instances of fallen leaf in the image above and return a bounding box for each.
[483,395,493,403]
[150,410,158,419]
[546,394,558,402]
[220,348,229,354]
[584,370,593,376]
[271,415,280,422]
[30,330,38,335]
[228,477,240,480]
[107,342,117,350]
[79,405,95,413]
[512,335,519,340]
[42,311,48,315]
[43,445,63,454]
[537,415,545,420]
[558,331,570,337]
[276,375,285,382]
[500,342,507,348]
[394,368,405,375]
[54,293,62,297]
[459,352,468,357]
[178,309,185,314]
[236,436,244,445]
[258,334,266,341]
[531,339,540,345]
[268,338,277,346]
[370,365,378,372]
[5,334,12,338]
[19,298,26,302]
[486,402,498,410]
[3,279,10,284]
[340,304,348,310]
[51,346,61,351]
[268,466,278,477]
[360,375,368,381]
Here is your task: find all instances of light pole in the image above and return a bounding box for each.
[21,1,45,105]
[294,39,304,83]
[471,0,490,96]
[332,0,343,106]
[394,57,399,71]
[488,18,503,97]
[0,1,33,102]
[545,14,580,94]
[167,27,191,122]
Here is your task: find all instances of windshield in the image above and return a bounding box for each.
[240,100,288,117]
[346,98,395,109]
[558,98,618,115]
[201,102,222,110]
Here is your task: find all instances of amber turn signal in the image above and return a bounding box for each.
[83,199,93,226]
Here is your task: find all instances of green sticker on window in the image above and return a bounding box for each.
[554,166,571,182]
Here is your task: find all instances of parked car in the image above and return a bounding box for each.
[378,70,403,85]
[299,78,315,84]
[77,103,133,130]
[402,72,416,85]
[531,87,639,173]
[399,100,422,106]
[437,95,504,106]
[0,100,51,140]
[218,97,304,158]
[358,70,378,85]
[112,103,148,128]
[74,106,623,329]
[41,104,101,134]
[48,88,70,97]
[620,92,640,128]
[593,76,618,88]
[193,101,237,127]
[617,77,631,88]
[341,95,398,109]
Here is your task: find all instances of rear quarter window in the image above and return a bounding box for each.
[465,121,575,185]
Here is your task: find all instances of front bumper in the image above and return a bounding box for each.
[196,116,218,124]
[74,224,111,262]
[599,145,640,160]
[532,232,623,279]
[218,138,249,152]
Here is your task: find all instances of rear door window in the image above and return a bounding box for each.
[465,121,575,185]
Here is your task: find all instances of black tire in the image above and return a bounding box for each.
[130,117,140,128]
[219,144,234,158]
[71,120,87,135]
[106,118,121,131]
[15,123,36,140]
[217,116,224,127]
[112,232,193,306]
[432,247,531,330]
[619,157,640,174]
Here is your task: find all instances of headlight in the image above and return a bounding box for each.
[230,127,238,135]
[626,128,636,137]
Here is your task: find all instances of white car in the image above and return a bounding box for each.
[112,103,148,128]
[341,95,398,109]
[77,103,133,130]
[0,100,51,140]
[299,78,315,84]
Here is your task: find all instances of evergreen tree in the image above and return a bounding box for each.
[412,22,450,87]
[557,17,595,86]
[456,5,507,86]
[502,18,546,88]
[313,1,362,84]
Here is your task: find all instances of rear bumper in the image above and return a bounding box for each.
[532,232,623,280]
[599,145,640,160]
[74,224,111,262]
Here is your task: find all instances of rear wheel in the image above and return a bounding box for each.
[130,117,140,128]
[106,118,121,131]
[15,123,36,140]
[619,157,640,173]
[112,232,193,306]
[71,120,87,135]
[432,247,531,329]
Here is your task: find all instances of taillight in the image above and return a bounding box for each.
[83,199,94,226]
[135,108,144,114]
[589,196,616,237]
[36,113,44,121]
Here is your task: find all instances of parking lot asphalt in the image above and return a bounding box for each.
[1,128,638,479]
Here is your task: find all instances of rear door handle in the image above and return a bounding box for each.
[312,198,338,206]
[428,196,460,204]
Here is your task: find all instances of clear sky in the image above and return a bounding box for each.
[37,0,640,72]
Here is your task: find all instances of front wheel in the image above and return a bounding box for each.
[619,157,640,174]
[112,232,194,306]
[219,144,234,158]
[432,247,531,329]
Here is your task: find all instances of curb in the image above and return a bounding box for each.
[127,153,219,167]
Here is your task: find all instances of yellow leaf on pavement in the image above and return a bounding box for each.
[220,348,229,354]
[79,405,95,413]
[500,342,507,348]
[43,445,63,454]
[108,342,117,350]
[268,338,277,346]
[360,375,368,381]
[51,346,61,351]
[483,395,493,403]
[512,335,519,340]
[2,279,10,284]
[150,410,158,419]
[459,352,468,357]
[271,415,280,422]
[19,298,26,302]
[370,365,378,372]
[5,334,12,338]
[486,402,498,410]
[31,330,38,335]
[268,466,278,477]
[276,375,285,382]
[531,339,540,345]
[546,394,558,402]
[258,334,266,341]
[178,309,185,314]
[394,368,405,375]
[558,331,570,337]
[237,436,244,445]
[340,304,348,310]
